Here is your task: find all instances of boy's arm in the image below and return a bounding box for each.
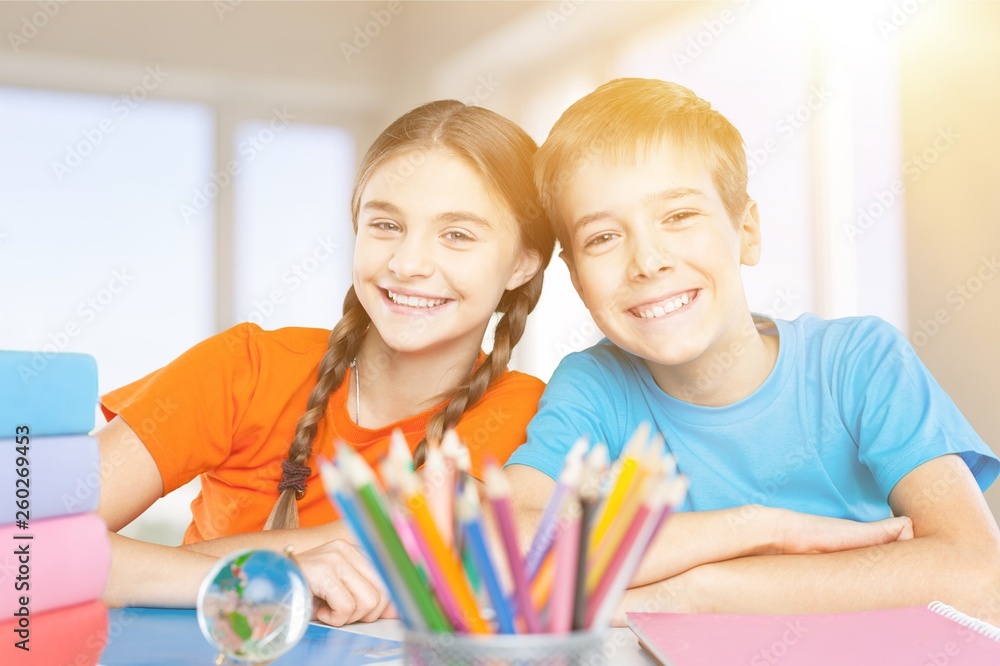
[618,454,1000,624]
[506,464,912,582]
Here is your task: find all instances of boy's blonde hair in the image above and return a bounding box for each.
[534,78,749,252]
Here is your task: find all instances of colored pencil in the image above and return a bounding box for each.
[588,475,687,629]
[422,441,455,550]
[340,446,452,632]
[586,436,664,591]
[484,463,542,633]
[524,437,588,581]
[398,458,490,634]
[572,443,608,631]
[548,484,581,634]
[457,481,515,634]
[318,457,423,629]
[591,423,650,546]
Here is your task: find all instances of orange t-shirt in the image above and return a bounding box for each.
[100,323,544,544]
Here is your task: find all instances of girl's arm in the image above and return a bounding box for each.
[96,417,391,625]
[504,463,912,586]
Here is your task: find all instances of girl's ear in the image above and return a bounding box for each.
[738,200,763,267]
[505,248,542,291]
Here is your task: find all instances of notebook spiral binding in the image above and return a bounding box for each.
[928,601,1000,642]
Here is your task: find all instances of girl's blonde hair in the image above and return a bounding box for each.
[265,100,554,530]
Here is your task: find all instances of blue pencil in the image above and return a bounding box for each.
[318,457,422,629]
[458,482,515,634]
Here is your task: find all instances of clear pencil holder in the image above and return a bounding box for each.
[403,629,608,666]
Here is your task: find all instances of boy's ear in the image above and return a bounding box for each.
[737,200,763,267]
[505,248,542,291]
[559,247,585,299]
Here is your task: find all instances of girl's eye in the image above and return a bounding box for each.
[584,232,618,248]
[443,230,474,243]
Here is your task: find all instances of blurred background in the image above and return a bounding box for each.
[1,0,997,542]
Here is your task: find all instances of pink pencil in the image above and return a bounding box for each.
[588,475,687,629]
[484,462,541,633]
[547,486,580,634]
[422,441,454,550]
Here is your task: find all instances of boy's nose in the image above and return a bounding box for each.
[628,240,674,280]
[387,235,434,279]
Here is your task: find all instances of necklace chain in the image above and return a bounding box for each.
[350,358,360,425]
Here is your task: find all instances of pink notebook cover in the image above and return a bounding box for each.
[627,604,1000,665]
[0,513,110,617]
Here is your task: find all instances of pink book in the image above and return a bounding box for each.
[627,603,1000,665]
[0,513,110,617]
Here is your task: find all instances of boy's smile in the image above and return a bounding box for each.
[557,141,775,403]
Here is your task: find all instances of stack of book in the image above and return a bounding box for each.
[0,351,109,665]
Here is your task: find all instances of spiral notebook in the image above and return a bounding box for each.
[627,603,1000,665]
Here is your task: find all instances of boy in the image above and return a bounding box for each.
[505,79,1000,622]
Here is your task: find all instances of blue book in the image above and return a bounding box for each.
[0,350,98,436]
[1,434,100,520]
[99,608,405,665]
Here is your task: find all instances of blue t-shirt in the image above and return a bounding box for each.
[506,315,998,521]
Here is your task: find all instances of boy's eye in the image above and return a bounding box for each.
[584,232,619,248]
[664,211,696,225]
[369,219,400,233]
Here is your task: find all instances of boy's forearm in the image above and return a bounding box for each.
[623,536,1000,625]
[104,532,218,608]
[181,521,351,557]
[629,507,776,586]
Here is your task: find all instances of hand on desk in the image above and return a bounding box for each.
[297,539,397,626]
[763,509,913,555]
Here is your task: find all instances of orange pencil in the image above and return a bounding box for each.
[400,462,489,634]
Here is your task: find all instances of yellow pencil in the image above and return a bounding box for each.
[590,422,651,546]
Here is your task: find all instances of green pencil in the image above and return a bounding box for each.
[342,447,453,632]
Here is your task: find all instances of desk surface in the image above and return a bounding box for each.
[97,608,654,665]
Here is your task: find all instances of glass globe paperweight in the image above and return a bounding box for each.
[196,548,312,665]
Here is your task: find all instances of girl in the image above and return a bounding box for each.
[96,100,555,626]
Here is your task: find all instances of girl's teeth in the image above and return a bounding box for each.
[652,306,666,317]
[388,290,444,308]
[664,300,676,314]
[680,293,690,305]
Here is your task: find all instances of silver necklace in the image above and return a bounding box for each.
[349,358,360,424]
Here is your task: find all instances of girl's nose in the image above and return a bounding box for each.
[387,233,434,279]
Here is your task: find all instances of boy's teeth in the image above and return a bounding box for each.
[388,290,445,308]
[636,292,693,319]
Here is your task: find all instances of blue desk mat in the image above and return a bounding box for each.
[99,608,403,665]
